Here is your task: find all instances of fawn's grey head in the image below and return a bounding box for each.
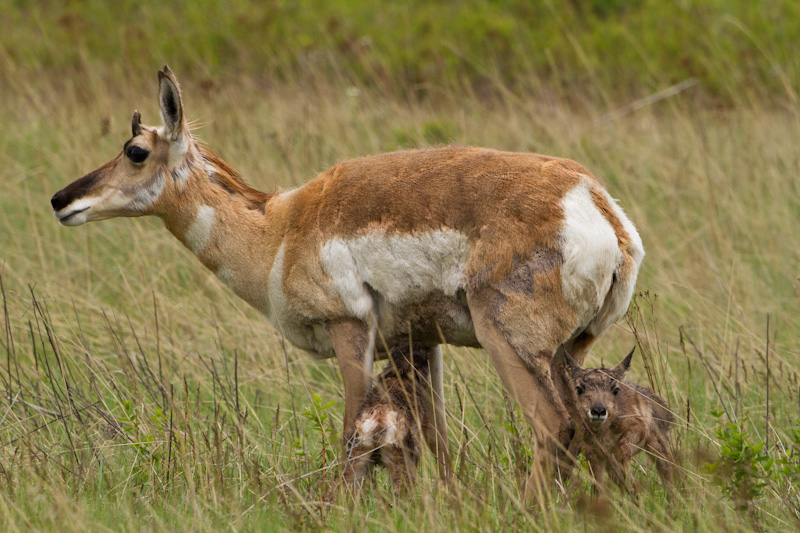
[562,347,635,425]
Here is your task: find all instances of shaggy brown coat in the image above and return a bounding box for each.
[343,345,432,494]
[559,348,674,493]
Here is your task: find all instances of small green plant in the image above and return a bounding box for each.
[298,393,338,469]
[705,410,773,512]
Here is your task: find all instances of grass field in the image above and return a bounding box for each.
[2,2,800,531]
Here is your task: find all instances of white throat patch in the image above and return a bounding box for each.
[185,205,216,253]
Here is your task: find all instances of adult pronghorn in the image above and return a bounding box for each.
[51,66,643,496]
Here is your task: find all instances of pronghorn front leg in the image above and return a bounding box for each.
[325,319,376,441]
[422,346,453,481]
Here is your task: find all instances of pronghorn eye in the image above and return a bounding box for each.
[126,145,149,163]
[576,386,584,396]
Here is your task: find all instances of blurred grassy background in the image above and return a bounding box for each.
[1,1,800,531]
[3,0,799,105]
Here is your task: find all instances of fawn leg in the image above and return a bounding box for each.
[382,446,415,497]
[585,452,606,498]
[647,432,675,492]
[342,444,372,493]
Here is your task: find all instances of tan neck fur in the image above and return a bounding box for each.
[155,147,281,314]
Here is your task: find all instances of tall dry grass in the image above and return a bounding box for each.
[1,64,800,531]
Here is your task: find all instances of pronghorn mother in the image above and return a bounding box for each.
[51,66,643,495]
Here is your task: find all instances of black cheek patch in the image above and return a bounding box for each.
[56,165,104,204]
[53,155,121,208]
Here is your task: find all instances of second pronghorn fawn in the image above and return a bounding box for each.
[51,65,645,494]
[558,348,674,494]
[343,344,432,495]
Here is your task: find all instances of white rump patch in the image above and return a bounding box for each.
[185,205,215,253]
[319,229,469,320]
[599,188,644,267]
[559,182,621,326]
[585,187,645,336]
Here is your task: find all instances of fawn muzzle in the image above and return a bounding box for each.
[589,404,607,423]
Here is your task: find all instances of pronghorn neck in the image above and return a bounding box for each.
[157,145,278,311]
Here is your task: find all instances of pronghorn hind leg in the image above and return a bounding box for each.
[420,345,452,481]
[466,284,576,504]
[551,332,598,405]
[559,330,598,366]
[325,319,376,443]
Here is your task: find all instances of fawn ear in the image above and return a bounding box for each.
[158,65,186,142]
[611,347,635,379]
[562,350,583,377]
[131,110,143,137]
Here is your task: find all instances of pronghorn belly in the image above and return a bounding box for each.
[374,290,478,349]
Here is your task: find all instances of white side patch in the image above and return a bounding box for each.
[185,205,215,254]
[559,183,621,326]
[319,229,469,320]
[318,239,375,319]
[216,266,235,290]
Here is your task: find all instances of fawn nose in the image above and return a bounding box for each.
[590,406,607,418]
[51,192,67,211]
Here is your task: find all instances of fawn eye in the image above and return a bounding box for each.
[612,387,620,395]
[126,145,149,163]
[576,386,584,396]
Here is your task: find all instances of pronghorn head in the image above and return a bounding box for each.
[51,65,195,226]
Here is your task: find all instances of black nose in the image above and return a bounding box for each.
[51,192,67,211]
[590,406,607,417]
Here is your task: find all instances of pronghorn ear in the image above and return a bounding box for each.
[611,347,635,379]
[562,350,583,377]
[131,110,143,137]
[158,65,185,141]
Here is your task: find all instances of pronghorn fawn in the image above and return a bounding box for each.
[559,348,674,496]
[50,66,644,496]
[343,344,433,496]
